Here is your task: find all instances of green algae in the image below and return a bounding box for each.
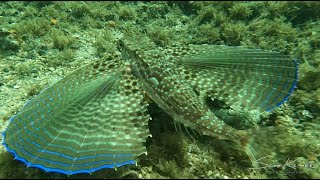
[0,1,319,179]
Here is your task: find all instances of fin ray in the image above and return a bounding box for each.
[168,45,298,112]
[3,58,150,175]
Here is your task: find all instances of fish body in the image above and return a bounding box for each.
[2,37,298,175]
[120,39,244,142]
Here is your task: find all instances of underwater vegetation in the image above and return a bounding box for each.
[0,1,319,179]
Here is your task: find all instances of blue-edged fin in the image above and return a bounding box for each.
[2,57,150,175]
[168,45,298,112]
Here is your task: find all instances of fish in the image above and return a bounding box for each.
[1,37,298,175]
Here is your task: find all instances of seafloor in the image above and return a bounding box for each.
[0,1,319,179]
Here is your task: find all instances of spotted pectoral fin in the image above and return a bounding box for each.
[169,45,298,112]
[2,59,150,175]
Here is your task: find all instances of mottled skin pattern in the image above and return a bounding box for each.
[118,38,297,168]
[2,36,297,175]
[119,39,248,145]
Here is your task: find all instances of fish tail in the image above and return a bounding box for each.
[238,126,290,169]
